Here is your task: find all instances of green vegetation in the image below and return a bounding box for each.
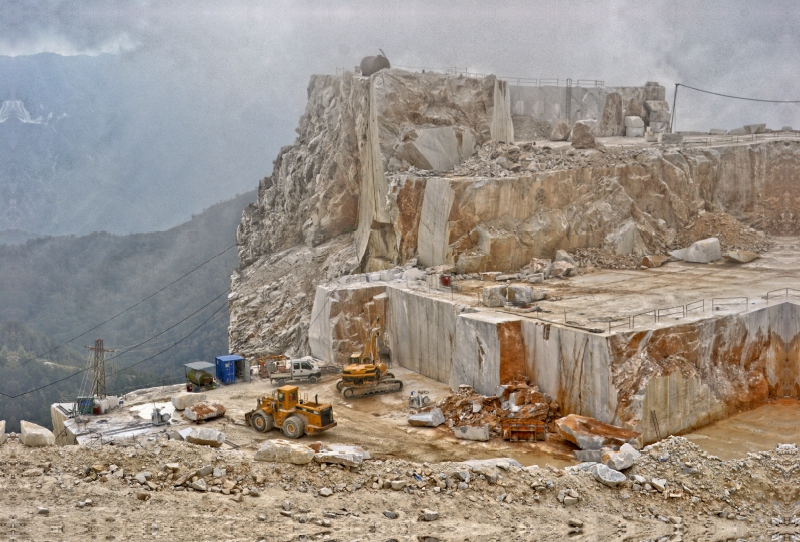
[0,191,255,431]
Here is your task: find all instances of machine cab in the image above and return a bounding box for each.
[274,385,300,410]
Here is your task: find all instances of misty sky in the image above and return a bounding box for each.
[2,0,799,234]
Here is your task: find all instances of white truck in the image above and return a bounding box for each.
[268,356,323,384]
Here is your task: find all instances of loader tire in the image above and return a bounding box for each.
[282,416,306,439]
[250,411,273,433]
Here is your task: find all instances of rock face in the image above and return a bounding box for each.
[555,414,641,450]
[20,421,55,447]
[185,428,225,448]
[254,439,315,464]
[230,70,514,360]
[184,401,226,422]
[571,121,596,149]
[171,393,206,411]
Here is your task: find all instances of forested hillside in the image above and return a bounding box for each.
[0,190,255,430]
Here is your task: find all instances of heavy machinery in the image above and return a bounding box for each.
[335,316,403,399]
[244,385,336,439]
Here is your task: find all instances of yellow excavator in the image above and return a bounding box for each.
[335,316,403,399]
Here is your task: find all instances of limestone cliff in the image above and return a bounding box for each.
[232,68,800,361]
[230,70,512,358]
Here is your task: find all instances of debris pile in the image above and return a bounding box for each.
[572,247,648,270]
[671,212,771,253]
[435,382,561,440]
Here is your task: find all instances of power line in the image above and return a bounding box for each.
[676,83,800,104]
[25,243,236,363]
[2,299,229,399]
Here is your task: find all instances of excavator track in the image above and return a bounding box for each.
[341,379,403,399]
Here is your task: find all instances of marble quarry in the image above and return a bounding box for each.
[309,278,800,444]
[231,67,800,443]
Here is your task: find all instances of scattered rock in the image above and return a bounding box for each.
[421,509,439,521]
[651,478,667,492]
[554,250,575,265]
[191,479,208,492]
[36,507,49,515]
[383,510,398,519]
[319,487,333,497]
[640,255,669,268]
[550,261,574,278]
[185,428,225,448]
[314,452,362,468]
[723,250,758,263]
[591,464,627,487]
[602,443,641,471]
[254,439,315,464]
[408,407,446,427]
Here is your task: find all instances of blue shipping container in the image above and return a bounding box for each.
[215,355,243,385]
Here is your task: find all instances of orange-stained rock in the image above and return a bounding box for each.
[555,414,641,450]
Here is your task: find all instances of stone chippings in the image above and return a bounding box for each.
[0,435,795,539]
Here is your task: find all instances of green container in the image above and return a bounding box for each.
[76,396,94,414]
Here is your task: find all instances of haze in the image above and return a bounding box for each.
[1,0,797,236]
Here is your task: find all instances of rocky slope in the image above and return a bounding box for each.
[0,434,794,540]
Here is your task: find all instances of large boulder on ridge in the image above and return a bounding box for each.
[20,421,55,447]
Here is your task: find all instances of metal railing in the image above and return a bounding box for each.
[766,288,800,304]
[657,305,686,321]
[681,131,800,148]
[711,297,749,312]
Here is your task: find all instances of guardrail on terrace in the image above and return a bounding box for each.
[334,66,604,87]
[681,131,800,148]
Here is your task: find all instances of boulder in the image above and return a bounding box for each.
[669,237,721,264]
[323,444,371,460]
[782,126,794,131]
[554,249,575,265]
[402,268,426,282]
[728,127,748,136]
[550,120,571,141]
[550,261,574,278]
[602,443,641,471]
[394,126,475,171]
[171,392,206,411]
[185,428,225,448]
[709,129,727,135]
[640,255,669,268]
[723,250,758,263]
[526,273,544,284]
[529,258,552,277]
[408,407,446,427]
[314,452,362,468]
[480,271,502,282]
[571,120,596,149]
[624,115,644,128]
[184,401,226,422]
[591,464,627,487]
[20,421,55,447]
[507,285,545,305]
[744,123,766,135]
[254,439,315,464]
[453,424,490,442]
[482,285,506,308]
[0,420,5,445]
[659,133,684,144]
[555,414,641,450]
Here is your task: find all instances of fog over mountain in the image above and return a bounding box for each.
[1,1,798,236]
